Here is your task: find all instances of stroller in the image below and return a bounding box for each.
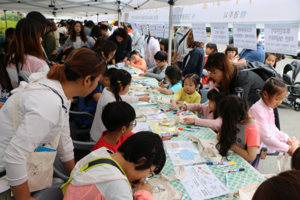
[282,61,300,111]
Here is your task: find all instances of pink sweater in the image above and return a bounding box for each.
[249,99,289,153]
[186,104,222,133]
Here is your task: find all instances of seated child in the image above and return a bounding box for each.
[171,74,201,110]
[202,43,218,85]
[93,101,135,152]
[63,131,166,200]
[179,86,226,133]
[139,51,168,82]
[153,65,182,95]
[217,96,261,169]
[264,52,277,68]
[129,50,147,72]
[90,69,150,142]
[225,44,238,62]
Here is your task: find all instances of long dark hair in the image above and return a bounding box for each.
[292,147,300,170]
[110,69,132,101]
[112,28,129,44]
[4,18,44,69]
[97,41,118,60]
[70,21,87,42]
[207,87,227,119]
[217,95,249,158]
[91,25,101,40]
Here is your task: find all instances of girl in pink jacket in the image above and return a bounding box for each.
[249,78,298,156]
[179,87,226,132]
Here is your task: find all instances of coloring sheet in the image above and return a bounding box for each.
[176,165,231,200]
[147,113,167,120]
[133,122,150,133]
[164,141,206,166]
[138,107,160,116]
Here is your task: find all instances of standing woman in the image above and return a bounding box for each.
[96,41,118,63]
[50,21,60,49]
[42,20,56,61]
[55,21,95,54]
[108,28,132,65]
[0,48,106,200]
[144,34,160,69]
[90,25,101,42]
[182,30,205,78]
[5,18,49,89]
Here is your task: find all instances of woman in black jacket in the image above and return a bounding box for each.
[205,53,264,106]
[108,28,132,65]
[182,30,205,78]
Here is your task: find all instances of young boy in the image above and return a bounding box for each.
[139,51,168,81]
[84,67,117,106]
[93,101,135,152]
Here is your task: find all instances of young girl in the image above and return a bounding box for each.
[217,96,261,169]
[264,53,277,68]
[202,43,218,85]
[225,44,238,62]
[171,74,201,110]
[249,77,295,156]
[93,101,135,152]
[179,86,226,133]
[90,69,150,142]
[129,50,147,72]
[63,132,166,200]
[153,65,182,95]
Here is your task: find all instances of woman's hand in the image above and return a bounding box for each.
[0,102,4,109]
[137,179,152,194]
[123,57,128,63]
[179,105,187,111]
[139,96,150,102]
[62,46,71,53]
[183,118,195,124]
[51,49,58,55]
[112,59,116,66]
[181,54,186,58]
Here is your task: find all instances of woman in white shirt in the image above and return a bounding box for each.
[55,21,95,54]
[143,35,160,69]
[0,48,106,200]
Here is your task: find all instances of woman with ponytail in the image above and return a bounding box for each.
[217,95,261,169]
[90,69,150,142]
[0,48,106,199]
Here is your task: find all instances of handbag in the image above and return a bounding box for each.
[10,82,65,192]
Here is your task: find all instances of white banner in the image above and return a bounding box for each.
[136,23,143,34]
[131,23,137,32]
[211,23,229,45]
[149,24,156,36]
[99,14,118,22]
[155,24,164,38]
[142,23,148,35]
[164,24,174,39]
[264,23,299,56]
[192,23,207,42]
[233,24,257,50]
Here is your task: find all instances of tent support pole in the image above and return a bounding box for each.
[167,0,174,65]
[118,1,121,27]
[4,10,8,31]
[97,13,99,23]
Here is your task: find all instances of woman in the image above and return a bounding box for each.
[56,21,95,54]
[0,48,106,200]
[50,21,60,48]
[144,35,160,69]
[42,20,56,61]
[111,21,119,35]
[92,37,106,51]
[5,18,49,89]
[182,30,205,78]
[90,25,101,42]
[108,28,132,65]
[96,41,118,63]
[205,53,264,106]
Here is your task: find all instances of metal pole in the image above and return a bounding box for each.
[4,10,8,31]
[118,1,121,27]
[97,13,99,23]
[167,1,174,65]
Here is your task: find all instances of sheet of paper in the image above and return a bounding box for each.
[137,101,157,106]
[233,24,257,50]
[192,23,207,42]
[148,120,166,134]
[175,165,231,200]
[146,113,167,120]
[133,122,149,133]
[211,23,229,45]
[117,62,125,67]
[164,141,206,166]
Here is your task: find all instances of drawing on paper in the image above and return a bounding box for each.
[166,143,179,149]
[178,151,198,160]
[192,192,202,197]
[152,186,166,193]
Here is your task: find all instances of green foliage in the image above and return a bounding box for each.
[206,27,211,32]
[0,13,18,21]
[0,20,18,36]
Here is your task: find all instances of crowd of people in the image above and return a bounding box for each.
[0,10,299,200]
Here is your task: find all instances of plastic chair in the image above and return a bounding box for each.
[200,89,209,104]
[53,153,69,182]
[31,183,63,200]
[73,140,96,151]
[69,110,94,140]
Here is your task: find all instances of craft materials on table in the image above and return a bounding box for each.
[206,161,236,166]
[223,168,245,173]
[175,164,231,200]
[132,122,150,133]
[178,128,195,132]
[217,161,236,168]
[164,141,206,166]
[147,113,168,120]
[186,126,202,129]
[148,120,178,135]
[225,174,229,188]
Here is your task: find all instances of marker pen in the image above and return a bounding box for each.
[186,126,202,129]
[178,128,195,132]
[225,173,229,187]
[207,161,233,165]
[143,177,148,185]
[161,133,179,137]
[217,161,236,168]
[223,168,245,173]
[181,193,188,200]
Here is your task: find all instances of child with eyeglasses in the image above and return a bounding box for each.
[93,101,137,152]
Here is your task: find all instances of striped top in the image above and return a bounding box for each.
[6,55,49,88]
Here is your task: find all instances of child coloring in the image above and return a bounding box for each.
[171,74,201,110]
[153,65,182,95]
[90,69,150,142]
[93,101,136,152]
[179,86,226,133]
[63,132,166,200]
[128,50,147,72]
[249,77,297,156]
[217,96,261,169]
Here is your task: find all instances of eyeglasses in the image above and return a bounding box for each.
[127,120,137,128]
[148,167,155,178]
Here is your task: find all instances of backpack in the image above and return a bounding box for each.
[245,61,281,81]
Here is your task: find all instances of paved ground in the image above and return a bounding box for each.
[217,44,300,174]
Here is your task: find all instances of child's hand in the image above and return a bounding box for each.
[287,137,298,145]
[137,180,152,194]
[0,102,4,109]
[216,132,221,140]
[139,96,150,102]
[179,105,187,111]
[139,73,146,76]
[183,118,195,124]
[158,81,163,87]
[171,102,177,110]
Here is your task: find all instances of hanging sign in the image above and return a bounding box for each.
[233,24,257,50]
[211,23,229,45]
[192,23,207,42]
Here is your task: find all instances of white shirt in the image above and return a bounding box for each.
[0,72,74,191]
[73,36,82,49]
[90,88,139,142]
[59,26,68,35]
[143,37,160,65]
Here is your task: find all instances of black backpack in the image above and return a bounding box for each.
[244,61,281,81]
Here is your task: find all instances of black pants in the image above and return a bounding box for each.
[177,61,183,70]
[274,108,280,130]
